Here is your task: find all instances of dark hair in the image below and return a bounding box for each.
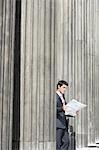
[57,80,68,89]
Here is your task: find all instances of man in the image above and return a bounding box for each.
[56,80,69,150]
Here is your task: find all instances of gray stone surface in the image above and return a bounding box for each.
[0,0,16,150]
[20,0,99,149]
[0,0,99,150]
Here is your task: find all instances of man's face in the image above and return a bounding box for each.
[58,84,68,94]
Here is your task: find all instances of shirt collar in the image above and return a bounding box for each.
[56,91,65,104]
[56,91,63,97]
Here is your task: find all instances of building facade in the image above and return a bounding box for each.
[0,0,99,150]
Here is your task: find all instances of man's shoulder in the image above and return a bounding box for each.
[56,93,60,98]
[56,93,61,102]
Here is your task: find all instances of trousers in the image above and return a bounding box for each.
[56,128,69,150]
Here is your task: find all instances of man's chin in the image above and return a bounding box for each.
[60,91,65,94]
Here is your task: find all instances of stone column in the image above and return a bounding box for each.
[20,0,99,149]
[73,0,96,147]
[20,0,55,150]
[95,65,99,144]
[86,0,96,146]
[0,0,15,150]
[54,0,97,148]
[95,0,99,144]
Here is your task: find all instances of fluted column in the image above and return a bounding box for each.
[20,0,99,149]
[95,65,99,144]
[95,0,99,144]
[20,0,55,150]
[54,0,97,148]
[86,0,96,146]
[0,0,16,150]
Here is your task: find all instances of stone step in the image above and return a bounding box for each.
[77,144,99,150]
[77,148,99,150]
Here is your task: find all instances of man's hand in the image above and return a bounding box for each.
[76,111,79,115]
[62,104,67,111]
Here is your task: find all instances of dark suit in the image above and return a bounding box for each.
[56,93,69,150]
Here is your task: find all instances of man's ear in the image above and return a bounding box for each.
[58,85,60,89]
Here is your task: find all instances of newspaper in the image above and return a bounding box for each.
[65,99,87,117]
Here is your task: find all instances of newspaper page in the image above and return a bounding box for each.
[65,99,87,117]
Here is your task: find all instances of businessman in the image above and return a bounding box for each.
[56,80,69,150]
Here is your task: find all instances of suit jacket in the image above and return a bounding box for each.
[56,93,69,130]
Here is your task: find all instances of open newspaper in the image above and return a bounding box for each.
[65,99,87,117]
